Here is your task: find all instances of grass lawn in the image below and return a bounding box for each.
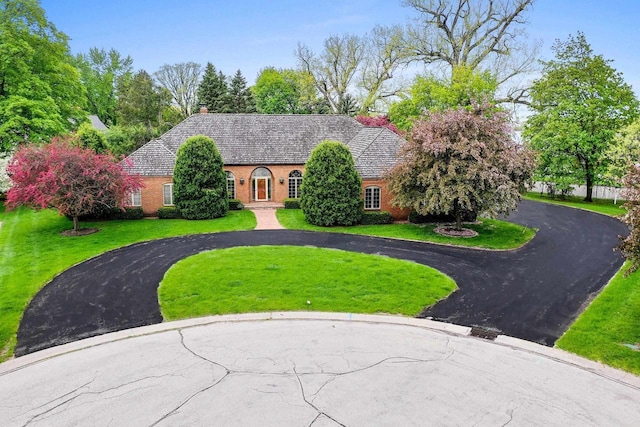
[159,246,457,320]
[0,206,256,362]
[556,262,640,375]
[525,192,626,217]
[276,209,535,250]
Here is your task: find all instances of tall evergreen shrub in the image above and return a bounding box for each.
[300,140,362,226]
[174,135,228,219]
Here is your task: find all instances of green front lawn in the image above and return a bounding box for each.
[0,206,256,362]
[159,246,457,320]
[276,209,535,250]
[525,192,626,217]
[556,262,640,375]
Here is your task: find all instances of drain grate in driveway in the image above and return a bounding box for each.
[470,326,500,341]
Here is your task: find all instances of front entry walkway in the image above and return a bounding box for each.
[248,205,285,230]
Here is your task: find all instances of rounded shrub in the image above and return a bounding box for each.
[173,135,228,219]
[300,140,362,226]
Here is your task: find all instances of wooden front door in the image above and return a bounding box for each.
[254,177,269,201]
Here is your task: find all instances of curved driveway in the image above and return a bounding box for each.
[16,200,627,356]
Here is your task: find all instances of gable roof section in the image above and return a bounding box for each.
[126,114,405,178]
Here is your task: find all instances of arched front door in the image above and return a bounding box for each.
[251,167,272,201]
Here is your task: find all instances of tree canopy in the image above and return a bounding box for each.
[0,0,86,153]
[154,62,202,119]
[389,65,497,130]
[197,63,232,113]
[173,135,228,220]
[252,67,327,114]
[75,47,133,126]
[387,103,534,230]
[403,0,538,105]
[116,70,171,128]
[524,32,639,201]
[5,137,142,232]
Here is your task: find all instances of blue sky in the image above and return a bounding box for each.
[40,0,639,94]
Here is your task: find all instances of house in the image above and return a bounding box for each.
[126,111,409,219]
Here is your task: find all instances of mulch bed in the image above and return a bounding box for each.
[61,228,99,237]
[434,226,478,238]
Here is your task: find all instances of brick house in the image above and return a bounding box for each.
[126,113,409,219]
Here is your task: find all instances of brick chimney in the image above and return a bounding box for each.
[199,103,208,114]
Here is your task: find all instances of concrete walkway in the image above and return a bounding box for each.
[2,314,639,426]
[250,208,284,230]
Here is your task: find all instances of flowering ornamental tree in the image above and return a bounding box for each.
[5,138,142,233]
[619,164,640,273]
[355,115,401,135]
[386,104,535,231]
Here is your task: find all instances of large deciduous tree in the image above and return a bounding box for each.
[387,103,534,230]
[604,119,640,188]
[252,67,326,114]
[116,70,171,128]
[524,33,639,202]
[403,0,538,105]
[0,0,86,153]
[154,62,202,119]
[300,140,363,226]
[75,47,133,126]
[389,65,497,131]
[5,138,142,233]
[173,135,228,220]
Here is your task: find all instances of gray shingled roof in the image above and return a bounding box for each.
[126,114,405,179]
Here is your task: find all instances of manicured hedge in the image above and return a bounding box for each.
[360,211,394,225]
[228,199,244,210]
[158,207,181,219]
[284,198,300,209]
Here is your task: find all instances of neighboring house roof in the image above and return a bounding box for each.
[127,114,405,179]
[88,115,108,130]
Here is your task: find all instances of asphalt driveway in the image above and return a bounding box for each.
[15,200,628,356]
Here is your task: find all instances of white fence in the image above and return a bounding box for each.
[530,182,624,203]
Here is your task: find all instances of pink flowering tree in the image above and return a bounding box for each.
[619,164,640,273]
[5,137,142,233]
[356,115,401,135]
[386,104,535,231]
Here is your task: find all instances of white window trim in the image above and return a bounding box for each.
[163,183,174,206]
[226,171,236,199]
[130,189,142,207]
[364,186,381,210]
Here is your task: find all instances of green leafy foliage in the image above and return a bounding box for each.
[116,70,170,127]
[359,211,393,225]
[228,199,243,210]
[387,103,534,230]
[253,67,327,114]
[0,0,86,152]
[283,198,301,209]
[74,47,133,126]
[173,135,228,219]
[197,63,232,113]
[300,140,362,226]
[603,118,640,187]
[524,32,639,202]
[157,207,181,219]
[389,66,497,131]
[75,122,107,152]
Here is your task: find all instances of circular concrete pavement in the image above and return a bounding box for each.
[2,314,639,426]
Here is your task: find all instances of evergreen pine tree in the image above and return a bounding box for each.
[197,63,231,113]
[229,70,257,113]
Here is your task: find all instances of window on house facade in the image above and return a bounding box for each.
[226,171,236,199]
[288,170,303,199]
[163,183,174,206]
[130,189,142,207]
[364,186,381,210]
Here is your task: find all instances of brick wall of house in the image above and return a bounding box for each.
[138,166,409,219]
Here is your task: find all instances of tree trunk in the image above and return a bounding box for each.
[73,216,79,232]
[584,166,593,202]
[454,202,463,231]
